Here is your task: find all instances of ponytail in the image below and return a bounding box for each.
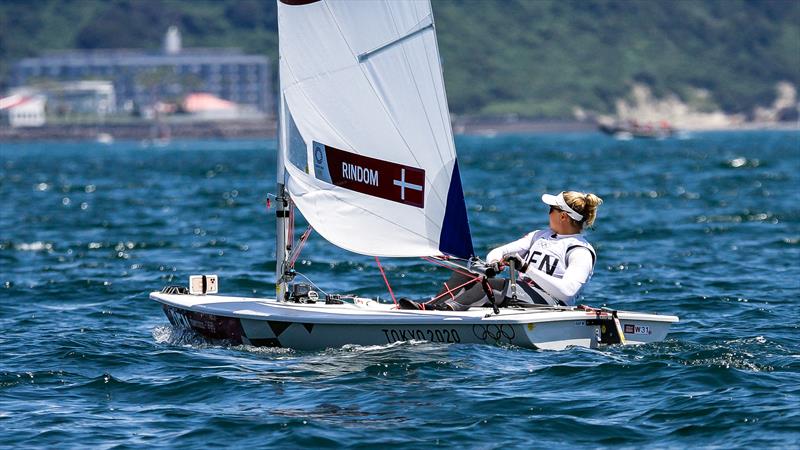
[563,191,603,229]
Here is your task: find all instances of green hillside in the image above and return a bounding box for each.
[1,0,798,119]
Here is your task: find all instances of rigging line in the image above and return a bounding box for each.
[444,282,456,300]
[375,256,398,305]
[323,2,448,209]
[289,225,313,268]
[386,1,449,172]
[427,277,481,304]
[426,254,473,269]
[292,270,329,297]
[288,201,295,249]
[421,256,475,278]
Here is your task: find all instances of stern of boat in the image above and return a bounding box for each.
[520,309,679,350]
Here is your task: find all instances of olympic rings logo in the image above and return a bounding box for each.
[472,324,516,343]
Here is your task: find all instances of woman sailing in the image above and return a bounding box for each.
[400,191,603,311]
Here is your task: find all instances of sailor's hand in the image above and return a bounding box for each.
[484,262,501,278]
[486,258,505,268]
[503,254,524,269]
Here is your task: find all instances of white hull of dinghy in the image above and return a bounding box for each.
[150,292,678,351]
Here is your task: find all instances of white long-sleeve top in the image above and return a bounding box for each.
[486,230,596,305]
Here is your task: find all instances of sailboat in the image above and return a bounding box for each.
[150,0,678,351]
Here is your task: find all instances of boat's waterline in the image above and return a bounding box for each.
[150,292,678,351]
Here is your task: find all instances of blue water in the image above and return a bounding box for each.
[1,131,799,448]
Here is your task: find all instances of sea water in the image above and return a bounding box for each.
[1,132,798,447]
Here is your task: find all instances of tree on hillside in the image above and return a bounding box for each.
[76,0,182,49]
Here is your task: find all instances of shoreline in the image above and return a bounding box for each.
[452,117,799,135]
[0,118,796,142]
[0,119,276,142]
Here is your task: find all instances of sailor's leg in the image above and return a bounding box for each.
[398,272,482,310]
[437,278,507,311]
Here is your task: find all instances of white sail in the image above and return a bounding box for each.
[277,0,473,258]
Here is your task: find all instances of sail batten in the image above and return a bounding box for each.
[278,0,473,258]
[357,19,434,63]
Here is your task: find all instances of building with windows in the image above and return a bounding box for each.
[9,27,271,116]
[44,80,116,117]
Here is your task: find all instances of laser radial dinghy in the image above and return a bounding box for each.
[150,0,678,350]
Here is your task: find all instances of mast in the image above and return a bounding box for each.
[275,88,291,301]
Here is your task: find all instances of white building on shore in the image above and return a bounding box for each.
[0,94,46,127]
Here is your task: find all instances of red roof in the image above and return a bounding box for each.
[0,95,33,110]
[182,93,237,112]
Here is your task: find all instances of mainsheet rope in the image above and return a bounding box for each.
[375,256,483,308]
[429,276,481,303]
[420,257,483,304]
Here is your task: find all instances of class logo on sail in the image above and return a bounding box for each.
[313,141,425,208]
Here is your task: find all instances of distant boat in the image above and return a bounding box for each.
[598,119,676,139]
[140,137,171,148]
[140,113,171,148]
[95,132,114,145]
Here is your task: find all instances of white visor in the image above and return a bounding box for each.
[541,192,583,221]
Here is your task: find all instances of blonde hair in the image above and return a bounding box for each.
[563,191,603,229]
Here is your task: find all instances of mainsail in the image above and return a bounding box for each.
[277,0,473,258]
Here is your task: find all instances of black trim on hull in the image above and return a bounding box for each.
[163,304,245,344]
[268,320,292,337]
[162,304,290,348]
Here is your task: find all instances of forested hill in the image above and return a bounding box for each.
[1,0,798,119]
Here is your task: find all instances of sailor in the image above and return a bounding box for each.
[399,191,603,311]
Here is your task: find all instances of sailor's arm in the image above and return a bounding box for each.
[523,248,594,305]
[485,232,535,264]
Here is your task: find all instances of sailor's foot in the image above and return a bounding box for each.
[430,302,454,311]
[398,298,424,310]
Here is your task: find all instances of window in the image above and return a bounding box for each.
[285,105,307,172]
